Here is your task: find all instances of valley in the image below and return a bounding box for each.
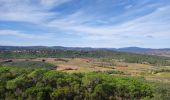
[0,47,170,99]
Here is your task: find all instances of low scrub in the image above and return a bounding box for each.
[0,61,55,69]
[151,69,170,74]
[0,66,154,100]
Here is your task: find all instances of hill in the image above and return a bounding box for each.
[0,46,170,66]
[116,47,170,57]
[0,46,170,57]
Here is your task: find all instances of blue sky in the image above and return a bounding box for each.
[0,0,170,48]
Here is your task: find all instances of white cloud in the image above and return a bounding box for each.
[125,5,133,9]
[0,30,49,39]
[47,5,170,40]
[0,0,70,23]
[40,0,71,7]
[0,11,57,23]
[0,0,169,48]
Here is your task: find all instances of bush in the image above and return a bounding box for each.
[1,61,55,69]
[0,66,156,100]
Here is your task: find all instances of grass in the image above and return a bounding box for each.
[1,58,170,83]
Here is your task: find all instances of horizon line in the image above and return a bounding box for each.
[0,45,169,49]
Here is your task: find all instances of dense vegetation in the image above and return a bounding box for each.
[153,83,170,100]
[0,66,155,100]
[0,61,55,69]
[0,50,170,66]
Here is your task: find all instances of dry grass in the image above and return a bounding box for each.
[1,58,170,83]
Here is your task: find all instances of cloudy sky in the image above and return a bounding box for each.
[0,0,170,48]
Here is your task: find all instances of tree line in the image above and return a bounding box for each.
[0,50,170,66]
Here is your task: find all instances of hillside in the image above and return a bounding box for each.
[1,46,170,57]
[0,46,170,66]
[116,47,170,57]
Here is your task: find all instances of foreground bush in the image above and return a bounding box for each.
[0,67,154,100]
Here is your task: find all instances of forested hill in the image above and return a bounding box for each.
[0,46,98,51]
[0,46,170,57]
[0,46,170,66]
[116,47,170,57]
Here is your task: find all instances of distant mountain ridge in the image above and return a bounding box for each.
[116,47,152,52]
[116,47,170,57]
[0,46,170,57]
